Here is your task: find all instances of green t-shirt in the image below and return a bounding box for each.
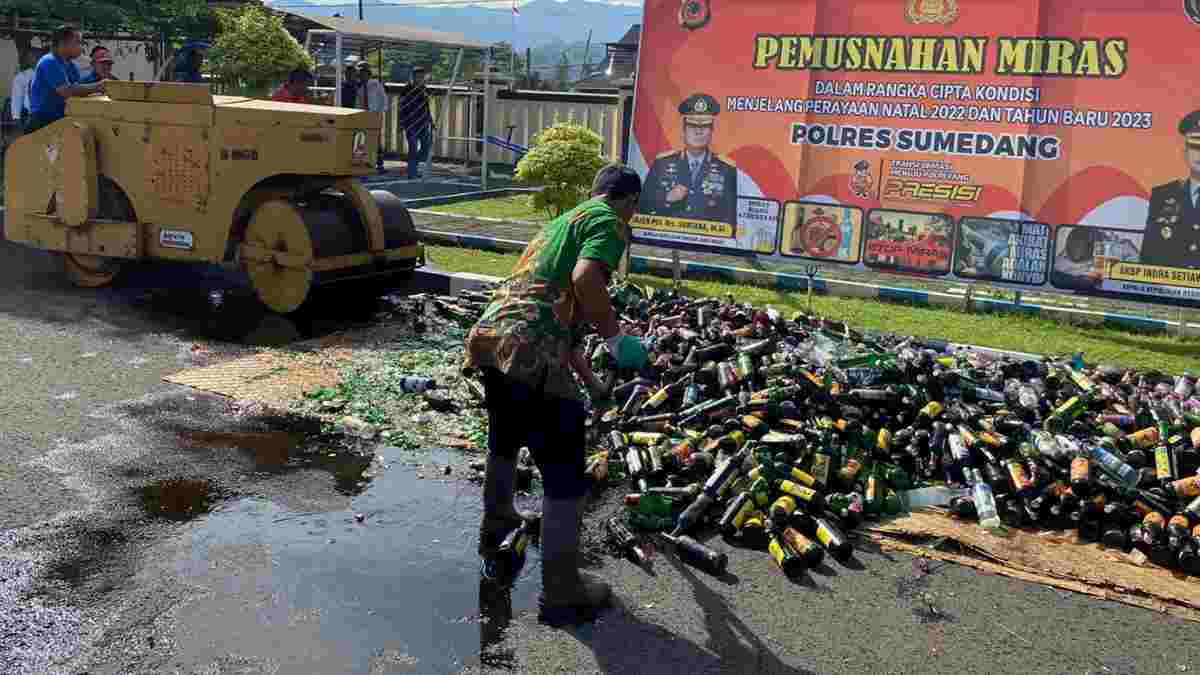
[463,197,627,401]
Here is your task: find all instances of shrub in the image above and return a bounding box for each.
[515,121,606,217]
[207,5,315,93]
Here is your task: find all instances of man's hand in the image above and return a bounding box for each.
[666,184,688,203]
[569,348,610,399]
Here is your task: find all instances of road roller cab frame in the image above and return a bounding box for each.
[3,80,424,313]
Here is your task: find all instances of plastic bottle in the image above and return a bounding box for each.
[966,467,1002,530]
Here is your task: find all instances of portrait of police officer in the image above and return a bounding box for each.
[639,93,738,228]
[1141,110,1200,270]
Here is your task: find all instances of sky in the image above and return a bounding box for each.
[264,0,642,7]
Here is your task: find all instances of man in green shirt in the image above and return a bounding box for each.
[464,164,648,625]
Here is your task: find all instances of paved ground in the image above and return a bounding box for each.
[1,234,1198,675]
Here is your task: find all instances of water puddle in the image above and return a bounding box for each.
[176,430,306,471]
[169,447,540,674]
[139,479,224,522]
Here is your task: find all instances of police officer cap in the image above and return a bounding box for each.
[1182,110,1200,148]
[679,93,719,126]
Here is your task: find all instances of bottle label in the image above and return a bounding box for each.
[768,538,789,566]
[816,523,834,547]
[866,476,882,504]
[877,429,892,451]
[781,481,817,502]
[630,432,665,446]
[1169,514,1190,531]
[1143,511,1166,529]
[1171,476,1200,499]
[782,528,817,556]
[1130,428,1159,449]
[812,454,831,485]
[949,435,970,462]
[839,458,863,483]
[1154,447,1174,480]
[1070,457,1091,484]
[1007,462,1032,492]
[791,467,817,487]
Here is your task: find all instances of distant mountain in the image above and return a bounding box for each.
[275,0,642,52]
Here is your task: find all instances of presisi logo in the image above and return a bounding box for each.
[1186,0,1200,25]
[884,179,981,203]
[905,0,959,25]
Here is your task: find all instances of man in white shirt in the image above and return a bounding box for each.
[355,61,389,173]
[9,52,39,128]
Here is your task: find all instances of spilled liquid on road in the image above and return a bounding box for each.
[168,447,540,673]
[140,479,222,522]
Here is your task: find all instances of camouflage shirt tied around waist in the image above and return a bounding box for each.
[463,198,627,401]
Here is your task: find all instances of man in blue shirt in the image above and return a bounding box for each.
[27,26,104,133]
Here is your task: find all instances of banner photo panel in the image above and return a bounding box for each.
[629,0,1200,305]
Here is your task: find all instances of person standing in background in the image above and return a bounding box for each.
[355,61,389,173]
[271,69,314,103]
[82,46,116,83]
[171,40,209,83]
[10,51,40,130]
[399,66,433,180]
[340,60,361,110]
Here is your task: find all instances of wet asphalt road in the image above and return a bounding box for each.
[0,236,1198,675]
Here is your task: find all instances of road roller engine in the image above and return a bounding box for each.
[3,80,424,313]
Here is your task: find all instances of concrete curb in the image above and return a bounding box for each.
[416,264,1049,362]
[418,228,1199,339]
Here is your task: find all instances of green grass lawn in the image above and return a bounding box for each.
[426,244,1199,373]
[424,195,548,222]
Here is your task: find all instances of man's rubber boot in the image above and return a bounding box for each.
[537,496,611,626]
[478,456,540,557]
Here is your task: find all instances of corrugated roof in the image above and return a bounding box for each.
[281,10,489,50]
[610,24,640,47]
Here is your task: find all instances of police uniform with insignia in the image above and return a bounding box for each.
[1142,110,1200,269]
[640,93,738,228]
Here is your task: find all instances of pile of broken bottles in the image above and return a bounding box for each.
[574,283,1200,578]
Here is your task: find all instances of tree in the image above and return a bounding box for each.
[515,121,606,217]
[206,5,314,95]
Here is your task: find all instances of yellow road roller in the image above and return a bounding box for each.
[3,80,424,313]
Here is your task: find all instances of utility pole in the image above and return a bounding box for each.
[581,29,592,81]
[358,0,364,20]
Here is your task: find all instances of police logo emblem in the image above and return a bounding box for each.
[693,98,708,113]
[1162,226,1174,240]
[906,0,959,25]
[678,0,711,30]
[1186,0,1200,24]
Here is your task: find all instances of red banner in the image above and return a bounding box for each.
[629,0,1200,306]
